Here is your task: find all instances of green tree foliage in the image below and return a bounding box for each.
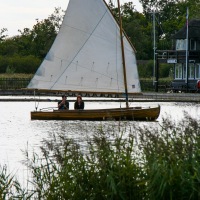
[26,18,57,58]
[0,37,19,56]
[138,60,153,78]
[0,7,63,58]
[121,3,153,59]
[14,7,63,58]
[189,0,200,19]
[139,0,200,40]
[29,7,63,58]
[0,1,200,75]
[108,2,153,59]
[0,28,8,41]
[0,7,63,74]
[0,55,41,73]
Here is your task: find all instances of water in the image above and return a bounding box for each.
[1,98,200,186]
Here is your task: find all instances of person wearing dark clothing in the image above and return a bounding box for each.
[58,95,69,110]
[74,95,84,110]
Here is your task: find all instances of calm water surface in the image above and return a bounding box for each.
[1,98,200,186]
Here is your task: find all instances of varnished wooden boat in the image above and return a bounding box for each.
[31,105,160,121]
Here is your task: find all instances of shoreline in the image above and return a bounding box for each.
[0,90,200,102]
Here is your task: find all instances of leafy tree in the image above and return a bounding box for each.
[1,1,200,75]
[139,0,200,40]
[139,0,177,13]
[0,7,63,58]
[16,7,64,58]
[138,60,153,78]
[189,0,200,19]
[108,2,153,59]
[30,18,57,58]
[15,28,33,56]
[123,9,152,59]
[0,37,18,56]
[0,28,8,41]
[0,7,64,73]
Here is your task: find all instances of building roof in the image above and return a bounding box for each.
[172,19,200,39]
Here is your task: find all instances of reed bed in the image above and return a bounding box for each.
[1,113,200,199]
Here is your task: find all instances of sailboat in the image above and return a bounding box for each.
[27,0,160,121]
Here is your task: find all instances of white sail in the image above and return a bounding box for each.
[27,0,141,94]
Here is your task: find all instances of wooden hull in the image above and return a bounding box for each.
[31,106,160,121]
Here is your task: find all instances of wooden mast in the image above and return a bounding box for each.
[117,0,129,108]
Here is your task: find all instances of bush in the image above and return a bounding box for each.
[159,63,173,78]
[0,56,8,73]
[0,55,41,73]
[138,60,173,79]
[138,60,154,78]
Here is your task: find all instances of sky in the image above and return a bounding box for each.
[0,0,143,37]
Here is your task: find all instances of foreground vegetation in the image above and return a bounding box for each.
[1,113,200,199]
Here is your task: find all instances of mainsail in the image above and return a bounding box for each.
[28,0,141,94]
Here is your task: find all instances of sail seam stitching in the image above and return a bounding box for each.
[50,8,109,89]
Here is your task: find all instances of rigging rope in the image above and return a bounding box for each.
[34,90,40,111]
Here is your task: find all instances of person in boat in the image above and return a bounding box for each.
[58,95,69,110]
[74,95,84,110]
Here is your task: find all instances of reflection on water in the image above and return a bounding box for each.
[1,100,200,186]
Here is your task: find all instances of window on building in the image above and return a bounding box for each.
[195,64,200,79]
[183,63,186,79]
[176,39,186,50]
[189,63,195,79]
[175,63,183,79]
[190,39,196,50]
[197,40,200,50]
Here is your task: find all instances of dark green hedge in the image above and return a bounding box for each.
[0,55,41,73]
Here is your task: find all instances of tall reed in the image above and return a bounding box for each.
[0,165,32,199]
[1,113,200,199]
[139,112,200,199]
[26,124,145,199]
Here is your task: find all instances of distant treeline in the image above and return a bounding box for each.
[0,1,199,77]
